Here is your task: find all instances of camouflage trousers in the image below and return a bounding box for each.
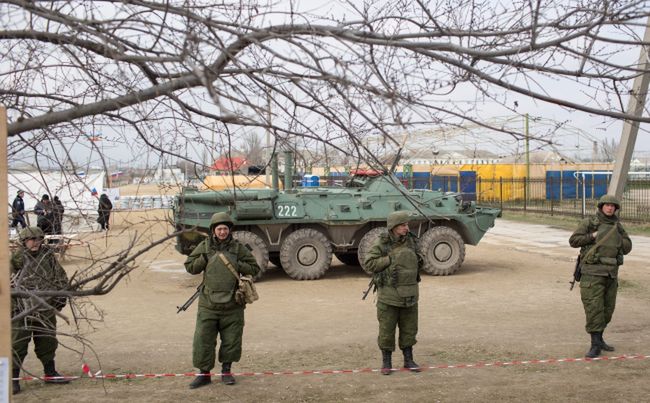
[12,311,58,368]
[192,306,245,371]
[376,301,418,351]
[580,274,618,333]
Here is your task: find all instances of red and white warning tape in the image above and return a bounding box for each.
[14,354,650,382]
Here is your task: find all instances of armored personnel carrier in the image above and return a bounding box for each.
[173,162,500,280]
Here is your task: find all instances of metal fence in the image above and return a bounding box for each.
[470,177,650,222]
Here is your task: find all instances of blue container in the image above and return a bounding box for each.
[302,175,320,187]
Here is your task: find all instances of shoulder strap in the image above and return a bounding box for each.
[580,222,619,265]
[218,252,239,280]
[616,221,625,234]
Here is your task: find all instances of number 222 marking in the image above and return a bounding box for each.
[277,205,297,217]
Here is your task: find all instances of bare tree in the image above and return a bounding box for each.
[2,0,650,358]
[599,138,620,162]
[234,131,265,167]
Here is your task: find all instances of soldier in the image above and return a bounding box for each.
[184,212,260,388]
[11,190,27,229]
[569,195,632,358]
[11,226,70,395]
[34,194,54,234]
[52,196,65,235]
[364,210,423,375]
[97,193,113,231]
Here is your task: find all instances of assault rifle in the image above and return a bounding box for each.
[569,255,582,291]
[362,278,376,300]
[177,284,203,313]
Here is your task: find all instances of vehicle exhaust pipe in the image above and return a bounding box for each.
[271,153,279,191]
[284,150,293,190]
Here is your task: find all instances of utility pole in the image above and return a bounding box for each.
[525,113,530,199]
[609,16,650,198]
[1,106,12,398]
[266,92,271,187]
[592,141,598,163]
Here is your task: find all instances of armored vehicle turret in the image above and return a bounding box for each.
[173,162,500,280]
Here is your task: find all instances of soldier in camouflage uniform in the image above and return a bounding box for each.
[185,212,260,388]
[11,226,69,395]
[364,210,423,375]
[569,195,632,358]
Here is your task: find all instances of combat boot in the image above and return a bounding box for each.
[402,347,421,372]
[585,333,602,358]
[43,360,70,384]
[221,362,236,385]
[598,331,615,352]
[381,350,392,375]
[12,367,21,395]
[189,370,211,389]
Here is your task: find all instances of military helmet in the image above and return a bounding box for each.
[597,194,621,210]
[19,226,45,241]
[210,212,234,229]
[387,210,412,230]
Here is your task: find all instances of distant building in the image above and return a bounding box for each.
[211,156,247,173]
[404,149,502,165]
[153,167,184,184]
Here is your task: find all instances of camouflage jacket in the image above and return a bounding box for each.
[10,245,68,315]
[363,231,422,307]
[569,210,632,278]
[185,235,260,310]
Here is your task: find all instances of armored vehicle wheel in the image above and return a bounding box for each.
[232,231,269,280]
[280,228,332,280]
[418,226,465,275]
[269,254,282,268]
[335,252,360,267]
[358,227,387,275]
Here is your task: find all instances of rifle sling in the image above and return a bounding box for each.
[218,253,240,281]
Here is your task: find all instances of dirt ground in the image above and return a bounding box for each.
[13,210,650,402]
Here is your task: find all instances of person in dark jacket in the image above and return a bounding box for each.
[11,190,27,229]
[11,226,70,395]
[97,194,113,231]
[52,196,65,235]
[184,212,260,388]
[364,210,423,375]
[569,194,632,358]
[33,194,54,235]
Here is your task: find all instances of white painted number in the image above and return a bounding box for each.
[277,205,297,217]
